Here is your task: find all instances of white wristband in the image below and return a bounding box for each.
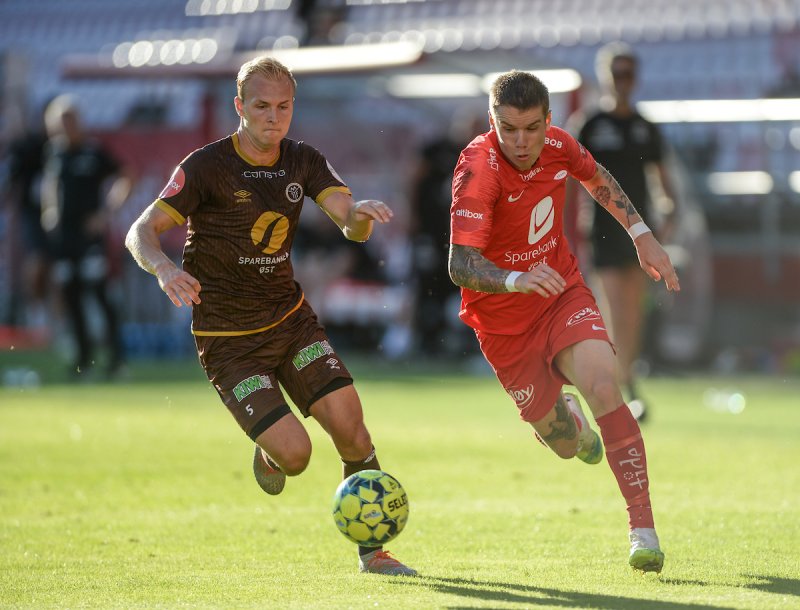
[628,221,652,241]
[505,271,522,293]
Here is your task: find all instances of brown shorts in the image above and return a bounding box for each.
[194,300,353,440]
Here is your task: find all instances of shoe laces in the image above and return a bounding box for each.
[368,550,402,567]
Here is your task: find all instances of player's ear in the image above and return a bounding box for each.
[545,110,552,128]
[234,96,243,117]
[488,110,495,131]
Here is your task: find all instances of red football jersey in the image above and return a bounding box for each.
[450,126,597,335]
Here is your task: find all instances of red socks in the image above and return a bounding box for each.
[596,405,654,529]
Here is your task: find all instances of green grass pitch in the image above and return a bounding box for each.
[1,358,799,609]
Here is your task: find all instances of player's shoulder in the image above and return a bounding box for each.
[458,132,497,168]
[544,125,580,153]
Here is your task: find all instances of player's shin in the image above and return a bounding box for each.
[342,446,383,556]
[595,405,654,529]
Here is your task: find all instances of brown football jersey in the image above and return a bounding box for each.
[155,134,350,335]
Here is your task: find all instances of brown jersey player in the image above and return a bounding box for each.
[125,56,415,576]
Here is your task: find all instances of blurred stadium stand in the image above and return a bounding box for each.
[2,0,800,373]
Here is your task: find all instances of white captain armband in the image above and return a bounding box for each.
[505,271,522,293]
[627,221,652,241]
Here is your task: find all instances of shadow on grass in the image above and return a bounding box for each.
[399,576,736,610]
[742,574,800,596]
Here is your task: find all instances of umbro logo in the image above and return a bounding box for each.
[234,190,252,203]
[508,190,525,202]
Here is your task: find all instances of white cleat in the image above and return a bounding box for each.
[629,527,665,572]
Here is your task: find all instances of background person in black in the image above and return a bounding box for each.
[409,109,484,358]
[41,95,132,379]
[6,110,49,329]
[124,56,416,576]
[571,42,680,421]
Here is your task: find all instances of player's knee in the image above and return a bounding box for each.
[278,450,311,476]
[582,377,621,414]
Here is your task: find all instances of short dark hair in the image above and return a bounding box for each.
[489,70,550,116]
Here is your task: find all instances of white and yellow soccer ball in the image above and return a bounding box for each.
[332,470,409,547]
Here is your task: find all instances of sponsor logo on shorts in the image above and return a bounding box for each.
[233,374,273,402]
[566,307,602,327]
[507,384,535,408]
[285,182,303,203]
[292,340,334,371]
[592,324,606,331]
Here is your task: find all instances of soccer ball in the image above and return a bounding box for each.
[332,470,409,547]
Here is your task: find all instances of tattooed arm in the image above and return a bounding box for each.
[580,163,681,292]
[580,162,642,230]
[449,244,566,297]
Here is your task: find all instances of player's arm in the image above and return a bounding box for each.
[580,163,680,292]
[317,191,393,242]
[448,244,566,297]
[125,203,202,307]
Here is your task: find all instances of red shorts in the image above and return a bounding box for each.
[475,283,611,423]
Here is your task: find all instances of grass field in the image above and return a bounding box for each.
[1,356,799,609]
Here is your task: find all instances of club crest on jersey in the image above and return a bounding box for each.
[566,307,602,327]
[286,183,303,203]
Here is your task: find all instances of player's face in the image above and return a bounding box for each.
[610,57,637,100]
[235,74,294,151]
[489,105,552,171]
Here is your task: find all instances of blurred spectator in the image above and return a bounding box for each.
[41,95,133,379]
[569,42,680,420]
[409,108,485,358]
[6,107,49,329]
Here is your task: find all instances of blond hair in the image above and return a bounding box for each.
[236,56,297,100]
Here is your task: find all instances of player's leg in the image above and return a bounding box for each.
[278,305,416,576]
[555,339,664,572]
[310,385,416,576]
[596,265,649,419]
[194,331,314,496]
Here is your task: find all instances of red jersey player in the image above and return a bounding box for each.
[449,70,679,572]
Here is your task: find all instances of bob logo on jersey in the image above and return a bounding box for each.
[160,166,185,199]
[566,306,601,327]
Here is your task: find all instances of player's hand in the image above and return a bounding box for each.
[634,233,680,292]
[352,199,394,224]
[155,263,202,307]
[515,264,567,297]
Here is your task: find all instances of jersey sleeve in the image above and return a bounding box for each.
[300,143,351,204]
[154,151,205,225]
[560,127,597,182]
[450,146,500,249]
